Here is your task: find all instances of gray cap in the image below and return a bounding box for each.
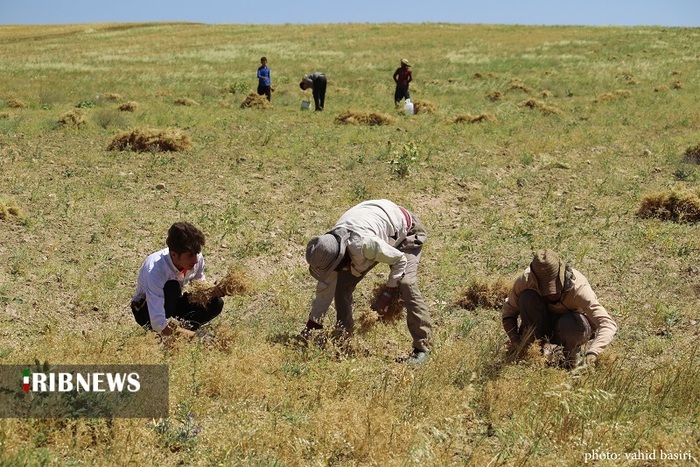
[306,231,347,282]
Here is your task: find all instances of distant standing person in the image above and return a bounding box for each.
[299,72,327,111]
[393,58,413,106]
[257,56,272,101]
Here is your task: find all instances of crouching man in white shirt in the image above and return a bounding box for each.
[131,222,224,338]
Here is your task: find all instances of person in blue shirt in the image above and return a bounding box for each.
[256,57,273,101]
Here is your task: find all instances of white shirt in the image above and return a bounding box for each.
[132,248,205,332]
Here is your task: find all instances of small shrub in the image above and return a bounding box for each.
[619,73,639,85]
[413,100,437,115]
[672,80,684,90]
[0,198,23,220]
[228,82,248,94]
[486,91,503,101]
[108,128,192,152]
[174,97,198,106]
[335,110,394,126]
[149,403,201,452]
[673,167,696,182]
[454,277,511,310]
[57,109,86,127]
[7,99,27,109]
[683,144,700,164]
[92,109,127,129]
[388,141,419,178]
[638,190,700,223]
[454,113,495,124]
[240,93,270,109]
[509,79,532,93]
[118,101,138,112]
[351,184,370,201]
[75,100,95,109]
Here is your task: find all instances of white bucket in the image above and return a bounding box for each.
[301,101,311,111]
[404,99,414,115]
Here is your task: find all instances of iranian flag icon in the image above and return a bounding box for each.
[23,369,29,392]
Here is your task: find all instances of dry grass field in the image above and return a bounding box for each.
[1,22,699,465]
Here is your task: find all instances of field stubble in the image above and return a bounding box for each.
[1,22,699,465]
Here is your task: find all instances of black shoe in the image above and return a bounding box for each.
[407,348,429,366]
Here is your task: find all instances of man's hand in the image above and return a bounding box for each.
[372,286,398,312]
[212,283,225,298]
[160,320,195,339]
[506,336,523,358]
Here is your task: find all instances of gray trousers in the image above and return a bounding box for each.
[518,289,592,359]
[335,215,432,351]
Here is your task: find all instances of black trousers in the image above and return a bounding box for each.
[312,75,327,111]
[518,289,592,358]
[131,280,223,330]
[257,84,271,101]
[394,85,410,104]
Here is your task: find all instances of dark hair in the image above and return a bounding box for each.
[260,56,267,62]
[166,222,205,255]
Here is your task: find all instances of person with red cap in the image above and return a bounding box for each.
[502,249,617,368]
[303,199,432,365]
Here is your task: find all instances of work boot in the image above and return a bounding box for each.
[406,348,429,366]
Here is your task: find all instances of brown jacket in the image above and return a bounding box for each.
[502,267,617,355]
